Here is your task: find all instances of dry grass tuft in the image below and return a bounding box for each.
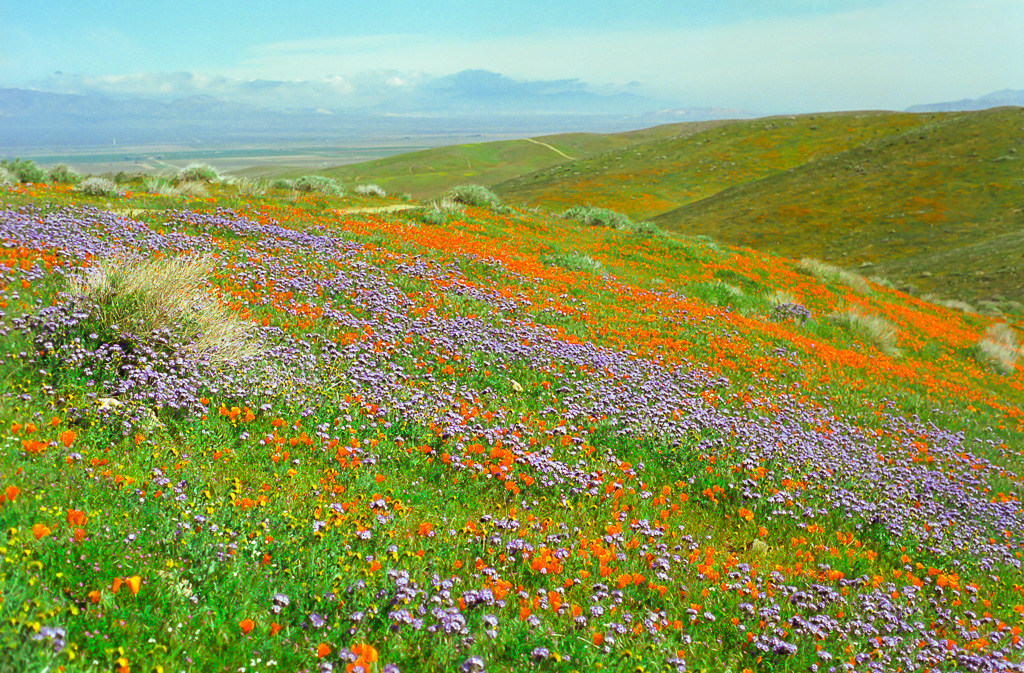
[976,322,1019,374]
[798,258,872,295]
[844,308,901,357]
[69,255,261,364]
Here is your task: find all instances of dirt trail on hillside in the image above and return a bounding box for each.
[525,138,575,160]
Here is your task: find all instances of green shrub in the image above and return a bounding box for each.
[178,163,220,183]
[270,178,296,190]
[77,177,120,197]
[47,164,82,184]
[0,167,14,186]
[562,205,633,230]
[1,158,47,184]
[444,184,502,209]
[294,175,343,195]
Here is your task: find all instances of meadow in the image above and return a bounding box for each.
[0,173,1022,673]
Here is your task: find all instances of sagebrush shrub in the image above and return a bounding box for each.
[354,183,387,197]
[178,163,220,183]
[0,167,14,186]
[444,184,502,209]
[562,205,633,230]
[77,177,120,197]
[294,175,343,195]
[271,179,296,190]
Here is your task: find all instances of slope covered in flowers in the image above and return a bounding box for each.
[1,183,1023,673]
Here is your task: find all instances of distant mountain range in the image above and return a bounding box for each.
[906,89,1024,112]
[0,71,756,151]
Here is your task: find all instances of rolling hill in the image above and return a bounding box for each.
[287,107,1022,305]
[284,124,717,199]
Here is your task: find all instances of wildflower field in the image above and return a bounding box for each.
[0,180,1022,673]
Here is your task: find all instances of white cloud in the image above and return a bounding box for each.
[222,0,1022,111]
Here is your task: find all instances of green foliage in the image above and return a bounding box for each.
[562,205,633,230]
[444,184,502,209]
[294,175,343,195]
[271,178,296,190]
[1,158,47,183]
[0,166,14,186]
[46,164,82,185]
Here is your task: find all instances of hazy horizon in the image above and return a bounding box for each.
[3,0,1022,116]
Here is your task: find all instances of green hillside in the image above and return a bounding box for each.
[494,111,939,218]
[305,130,670,199]
[651,107,1024,302]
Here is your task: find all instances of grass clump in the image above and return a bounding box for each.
[0,166,14,186]
[562,205,633,230]
[178,163,220,183]
[270,178,296,191]
[541,250,606,276]
[798,257,873,295]
[140,177,176,196]
[975,322,1019,374]
[844,308,901,357]
[294,175,344,195]
[67,255,260,365]
[235,178,269,197]
[444,184,502,209]
[77,177,120,197]
[354,183,387,197]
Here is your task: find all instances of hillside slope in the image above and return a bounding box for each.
[652,107,1024,302]
[1,181,1023,671]
[493,111,939,218]
[301,128,678,198]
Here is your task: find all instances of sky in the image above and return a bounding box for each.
[1,0,1022,114]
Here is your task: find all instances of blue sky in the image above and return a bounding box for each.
[2,0,1021,113]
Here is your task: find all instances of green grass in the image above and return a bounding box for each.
[4,127,1023,673]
